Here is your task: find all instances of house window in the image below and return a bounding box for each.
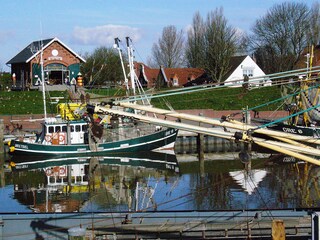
[243,69,253,77]
[173,79,178,86]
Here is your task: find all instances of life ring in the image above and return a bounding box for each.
[59,167,66,175]
[58,135,65,142]
[45,135,52,142]
[46,168,53,176]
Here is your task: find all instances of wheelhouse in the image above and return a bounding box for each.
[41,118,88,145]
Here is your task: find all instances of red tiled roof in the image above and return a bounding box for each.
[134,62,159,81]
[134,62,204,87]
[162,68,205,86]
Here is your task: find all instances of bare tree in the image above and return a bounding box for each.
[251,2,310,73]
[203,8,238,82]
[308,2,320,46]
[185,11,206,68]
[185,8,240,82]
[150,25,185,68]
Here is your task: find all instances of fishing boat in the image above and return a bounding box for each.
[7,116,178,157]
[7,38,178,157]
[245,46,320,140]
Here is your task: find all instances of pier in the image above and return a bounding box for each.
[0,209,313,239]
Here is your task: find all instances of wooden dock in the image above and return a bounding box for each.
[0,209,313,239]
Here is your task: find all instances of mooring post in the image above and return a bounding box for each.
[197,113,205,177]
[197,133,205,176]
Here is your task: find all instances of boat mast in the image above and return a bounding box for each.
[114,38,129,95]
[126,37,136,96]
[40,41,47,119]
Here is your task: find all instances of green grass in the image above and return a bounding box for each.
[151,86,282,111]
[0,91,66,115]
[0,86,282,115]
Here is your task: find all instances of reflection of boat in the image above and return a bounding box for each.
[229,169,267,195]
[7,38,178,157]
[10,151,179,173]
[10,151,179,213]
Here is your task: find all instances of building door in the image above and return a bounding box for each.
[44,64,68,85]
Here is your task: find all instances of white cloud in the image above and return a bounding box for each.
[71,24,142,46]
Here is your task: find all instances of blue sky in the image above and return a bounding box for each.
[0,0,312,71]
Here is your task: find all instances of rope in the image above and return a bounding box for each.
[256,103,320,129]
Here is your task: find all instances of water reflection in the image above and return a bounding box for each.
[3,152,320,213]
[6,152,179,213]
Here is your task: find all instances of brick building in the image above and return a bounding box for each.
[6,37,85,90]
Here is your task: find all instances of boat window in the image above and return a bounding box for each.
[70,125,74,132]
[82,125,87,131]
[76,125,81,132]
[62,126,67,132]
[56,126,61,132]
[48,126,54,133]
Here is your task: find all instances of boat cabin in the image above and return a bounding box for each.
[42,118,88,145]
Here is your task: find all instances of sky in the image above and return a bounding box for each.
[0,0,313,72]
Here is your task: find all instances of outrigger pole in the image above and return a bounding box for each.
[89,103,320,166]
[118,102,320,145]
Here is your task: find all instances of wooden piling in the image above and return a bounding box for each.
[272,220,286,240]
[197,133,205,177]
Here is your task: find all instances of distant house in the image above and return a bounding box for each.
[6,37,86,90]
[224,55,269,87]
[134,63,205,88]
[134,62,160,88]
[158,66,205,88]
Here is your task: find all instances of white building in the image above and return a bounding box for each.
[224,55,271,87]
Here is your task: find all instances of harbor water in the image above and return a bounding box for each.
[1,150,320,213]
